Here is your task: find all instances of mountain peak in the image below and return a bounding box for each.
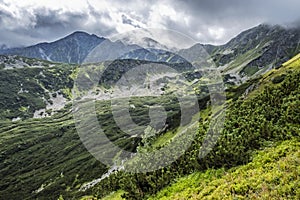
[70,31,89,35]
[63,31,104,40]
[0,31,106,64]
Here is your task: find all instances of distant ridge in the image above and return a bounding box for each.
[1,24,299,68]
[0,31,105,64]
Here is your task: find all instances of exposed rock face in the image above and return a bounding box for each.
[180,24,300,79]
[0,55,52,69]
[216,25,300,76]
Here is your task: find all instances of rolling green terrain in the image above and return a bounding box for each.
[96,54,300,199]
[0,54,299,200]
[0,58,207,199]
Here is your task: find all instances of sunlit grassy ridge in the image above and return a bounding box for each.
[247,53,300,98]
[149,140,300,200]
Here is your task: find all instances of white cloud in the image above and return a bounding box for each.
[0,0,299,47]
[208,27,225,41]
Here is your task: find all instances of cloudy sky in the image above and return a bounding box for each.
[0,0,300,47]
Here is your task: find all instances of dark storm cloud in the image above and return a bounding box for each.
[121,14,141,28]
[0,7,12,20]
[157,0,300,44]
[0,0,300,47]
[30,9,89,41]
[34,10,86,29]
[87,2,104,19]
[175,0,300,23]
[0,4,115,47]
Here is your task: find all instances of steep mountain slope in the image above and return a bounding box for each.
[0,32,106,64]
[149,140,300,200]
[179,24,300,83]
[218,24,300,76]
[97,53,300,200]
[0,32,188,64]
[2,24,298,69]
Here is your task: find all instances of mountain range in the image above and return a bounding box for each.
[0,32,187,64]
[1,24,299,82]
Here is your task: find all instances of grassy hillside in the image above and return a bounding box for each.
[0,106,106,199]
[0,94,188,199]
[149,140,300,200]
[97,54,300,199]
